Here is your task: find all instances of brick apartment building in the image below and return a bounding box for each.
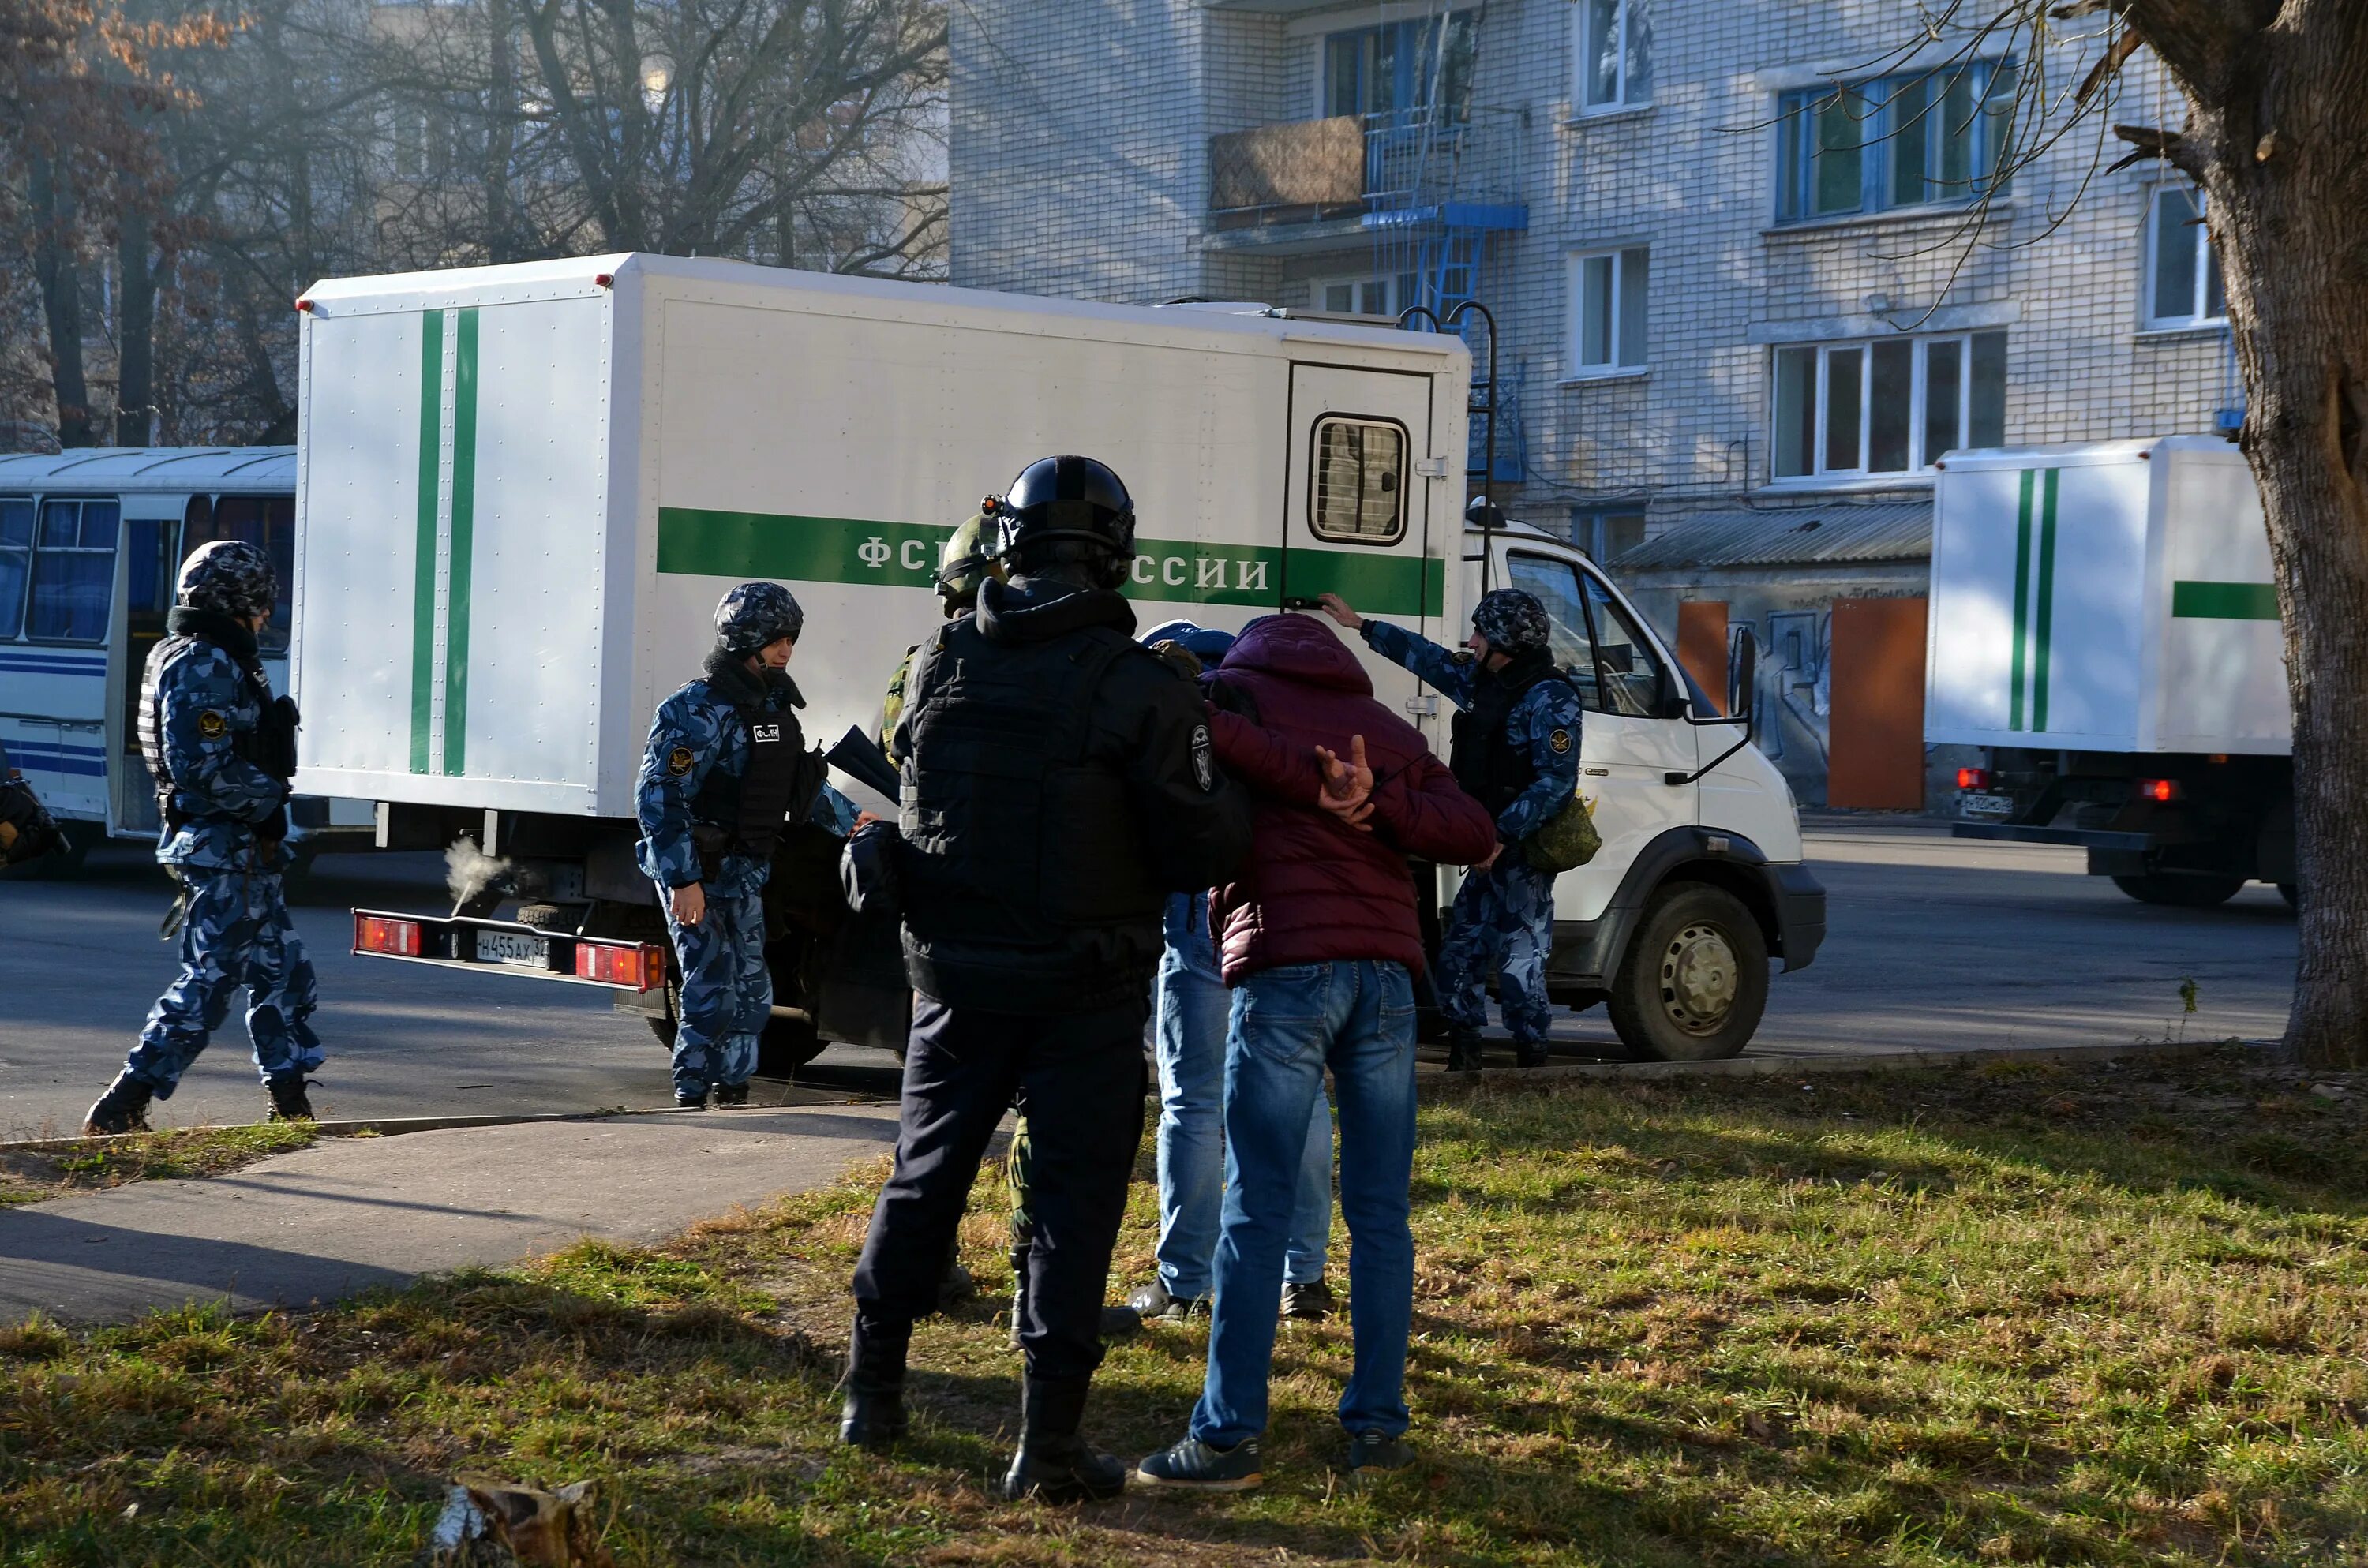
[946,1,2239,805]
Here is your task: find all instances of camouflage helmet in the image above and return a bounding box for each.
[177,539,278,619]
[1471,588,1550,657]
[934,513,1006,605]
[714,581,804,653]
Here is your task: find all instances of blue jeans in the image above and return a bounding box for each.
[1152,893,1333,1298]
[1193,959,1418,1448]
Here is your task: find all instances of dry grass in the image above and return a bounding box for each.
[2,1046,2362,1566]
[0,1123,321,1207]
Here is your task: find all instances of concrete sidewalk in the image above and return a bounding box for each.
[0,1102,902,1327]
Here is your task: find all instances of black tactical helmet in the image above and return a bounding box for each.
[991,455,1137,565]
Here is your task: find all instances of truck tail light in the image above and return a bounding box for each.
[2139,777,2183,803]
[354,914,422,956]
[575,940,666,991]
[1957,767,1991,791]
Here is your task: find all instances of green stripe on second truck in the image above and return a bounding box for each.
[2171,580,2280,620]
[653,506,1446,618]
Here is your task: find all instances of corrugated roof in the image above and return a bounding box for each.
[0,447,294,488]
[1614,501,1931,571]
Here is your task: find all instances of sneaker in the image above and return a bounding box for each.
[1280,1278,1334,1322]
[1135,1435,1262,1492]
[674,1088,708,1110]
[713,1081,749,1107]
[1339,1430,1415,1479]
[264,1073,315,1123]
[1127,1282,1208,1325]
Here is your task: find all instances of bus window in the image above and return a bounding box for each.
[28,497,118,643]
[188,494,296,653]
[123,515,180,751]
[0,499,30,639]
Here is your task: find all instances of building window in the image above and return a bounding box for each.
[0,499,30,639]
[28,496,118,643]
[1576,0,1651,112]
[2145,185,2227,328]
[1571,506,1647,563]
[1317,271,1418,318]
[1775,61,2015,223]
[1309,417,1408,544]
[1568,247,1647,373]
[1770,331,2006,481]
[1324,12,1477,125]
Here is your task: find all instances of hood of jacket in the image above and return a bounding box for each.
[1216,613,1373,696]
[975,574,1137,646]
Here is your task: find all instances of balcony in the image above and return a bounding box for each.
[1206,110,1527,252]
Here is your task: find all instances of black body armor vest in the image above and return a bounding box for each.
[1449,655,1572,818]
[894,615,1163,1010]
[690,701,814,861]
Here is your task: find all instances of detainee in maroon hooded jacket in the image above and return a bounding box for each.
[1135,612,1494,1491]
[1198,615,1496,981]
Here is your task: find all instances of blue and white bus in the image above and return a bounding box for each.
[0,447,352,870]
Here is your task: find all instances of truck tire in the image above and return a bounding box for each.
[1606,883,1768,1062]
[514,902,587,933]
[757,1013,827,1079]
[2110,873,2245,908]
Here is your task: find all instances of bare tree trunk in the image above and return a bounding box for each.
[486,0,518,260]
[28,152,94,448]
[2133,0,2368,1067]
[115,211,155,447]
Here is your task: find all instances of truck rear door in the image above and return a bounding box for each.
[1280,361,1442,731]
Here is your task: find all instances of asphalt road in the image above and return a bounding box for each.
[0,821,2296,1137]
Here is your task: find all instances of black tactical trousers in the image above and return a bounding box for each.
[852,994,1148,1383]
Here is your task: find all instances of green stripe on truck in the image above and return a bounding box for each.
[2008,469,2033,732]
[409,310,443,773]
[442,306,480,776]
[2032,467,2059,734]
[653,507,1444,617]
[2171,580,2279,620]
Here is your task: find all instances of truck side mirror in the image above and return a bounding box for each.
[1727,630,1758,721]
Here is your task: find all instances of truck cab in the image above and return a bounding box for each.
[1439,518,1823,1058]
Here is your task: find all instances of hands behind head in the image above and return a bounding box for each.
[1315,735,1377,832]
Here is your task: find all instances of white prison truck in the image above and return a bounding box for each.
[1928,437,2294,906]
[0,447,366,872]
[294,253,1823,1068]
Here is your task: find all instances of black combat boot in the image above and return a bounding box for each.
[1001,1376,1127,1503]
[1444,1030,1486,1073]
[714,1081,749,1107]
[81,1072,153,1136]
[1515,1038,1552,1069]
[263,1073,314,1123]
[838,1317,910,1451]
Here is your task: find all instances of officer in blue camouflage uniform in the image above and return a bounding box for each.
[1321,585,1583,1070]
[84,540,320,1134]
[636,582,834,1110]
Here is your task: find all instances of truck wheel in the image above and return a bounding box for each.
[514,902,587,932]
[2110,873,2246,908]
[757,1013,827,1079]
[1606,884,1768,1062]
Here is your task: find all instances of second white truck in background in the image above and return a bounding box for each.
[1928,436,2294,906]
